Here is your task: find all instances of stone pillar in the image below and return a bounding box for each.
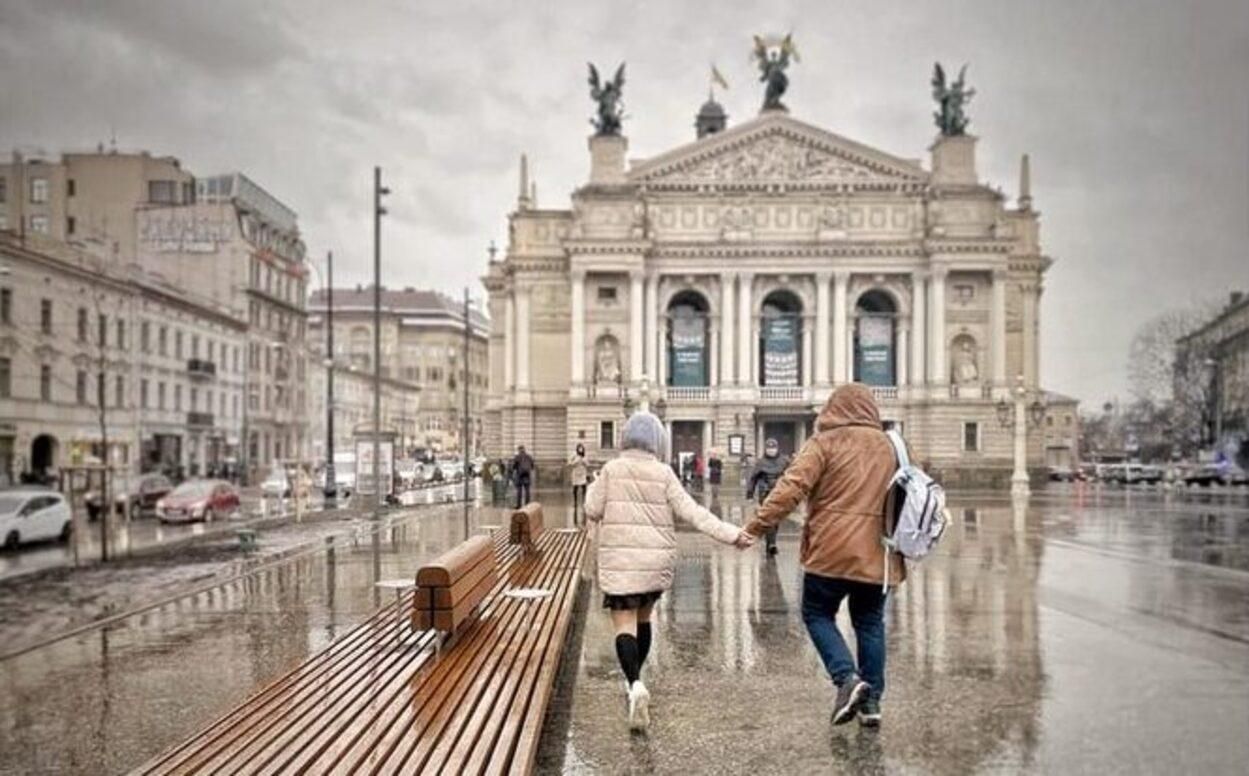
[709,325,719,388]
[645,274,660,381]
[504,291,516,389]
[515,285,531,389]
[570,270,585,385]
[831,271,849,384]
[928,266,947,386]
[720,274,736,384]
[1023,282,1038,387]
[911,271,926,386]
[658,316,668,386]
[750,315,761,385]
[814,271,831,385]
[897,323,910,387]
[589,135,628,185]
[737,273,753,385]
[991,269,1008,389]
[629,271,644,381]
[801,314,814,386]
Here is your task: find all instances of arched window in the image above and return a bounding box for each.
[666,291,710,387]
[854,290,897,386]
[759,290,802,386]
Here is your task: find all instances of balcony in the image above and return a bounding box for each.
[759,386,805,403]
[187,359,217,380]
[665,386,711,402]
[870,386,899,401]
[186,411,214,428]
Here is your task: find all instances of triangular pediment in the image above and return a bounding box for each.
[629,112,927,186]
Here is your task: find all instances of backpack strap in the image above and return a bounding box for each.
[881,429,908,597]
[885,429,909,469]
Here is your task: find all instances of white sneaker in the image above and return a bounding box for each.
[627,681,651,730]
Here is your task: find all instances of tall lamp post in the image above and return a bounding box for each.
[996,375,1047,498]
[372,167,390,520]
[322,251,336,507]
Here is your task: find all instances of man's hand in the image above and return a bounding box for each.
[734,530,756,550]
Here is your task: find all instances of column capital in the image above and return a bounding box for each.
[815,269,833,283]
[991,267,1009,281]
[832,269,850,283]
[570,267,586,281]
[911,268,930,282]
[629,269,644,282]
[930,263,950,280]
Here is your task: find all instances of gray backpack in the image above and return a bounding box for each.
[880,429,948,593]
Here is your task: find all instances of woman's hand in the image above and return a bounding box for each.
[734,530,756,550]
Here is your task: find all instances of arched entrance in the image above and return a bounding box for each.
[666,291,710,387]
[30,434,57,478]
[759,290,802,386]
[854,290,897,386]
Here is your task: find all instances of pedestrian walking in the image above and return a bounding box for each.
[693,453,706,491]
[584,412,751,731]
[743,384,905,728]
[510,445,535,508]
[568,443,589,521]
[747,439,790,555]
[707,454,723,499]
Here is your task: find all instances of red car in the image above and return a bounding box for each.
[155,479,240,523]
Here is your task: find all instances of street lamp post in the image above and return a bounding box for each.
[373,166,390,520]
[996,375,1047,498]
[323,251,336,507]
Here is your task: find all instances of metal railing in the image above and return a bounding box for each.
[759,385,805,403]
[870,386,899,401]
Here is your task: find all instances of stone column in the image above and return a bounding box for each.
[658,316,668,386]
[928,266,947,385]
[1023,281,1038,387]
[991,269,1008,389]
[737,273,753,385]
[831,271,849,384]
[814,271,831,385]
[515,285,531,389]
[897,322,910,387]
[751,315,761,385]
[645,274,660,381]
[570,269,585,385]
[629,271,644,381]
[720,274,736,384]
[801,314,814,386]
[709,325,719,388]
[504,291,516,389]
[911,271,926,386]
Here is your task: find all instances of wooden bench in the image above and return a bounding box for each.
[137,525,587,775]
[413,533,497,633]
[509,501,544,550]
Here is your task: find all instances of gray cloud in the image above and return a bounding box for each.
[1,0,1246,407]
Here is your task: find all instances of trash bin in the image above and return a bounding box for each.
[492,477,508,506]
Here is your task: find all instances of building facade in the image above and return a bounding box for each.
[485,99,1055,486]
[1175,291,1249,463]
[305,357,421,464]
[307,287,488,456]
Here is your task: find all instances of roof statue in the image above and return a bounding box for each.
[753,33,799,112]
[932,62,975,136]
[587,62,626,136]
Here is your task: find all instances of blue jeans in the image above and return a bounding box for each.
[801,573,887,700]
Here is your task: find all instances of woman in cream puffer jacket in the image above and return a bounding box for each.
[584,411,746,730]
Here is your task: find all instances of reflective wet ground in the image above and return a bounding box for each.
[0,486,1246,774]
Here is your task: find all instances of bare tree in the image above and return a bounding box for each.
[1127,306,1216,405]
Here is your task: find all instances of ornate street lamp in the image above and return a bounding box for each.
[996,376,1046,498]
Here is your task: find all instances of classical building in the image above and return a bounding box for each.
[1175,291,1249,463]
[485,78,1055,487]
[307,287,488,456]
[1041,392,1081,471]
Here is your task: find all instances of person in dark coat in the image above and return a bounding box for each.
[747,438,790,556]
[510,445,535,508]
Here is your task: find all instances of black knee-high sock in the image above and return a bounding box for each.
[637,622,653,667]
[615,634,641,685]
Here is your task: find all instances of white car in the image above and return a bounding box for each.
[1,490,72,548]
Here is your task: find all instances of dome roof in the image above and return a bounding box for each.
[698,98,726,118]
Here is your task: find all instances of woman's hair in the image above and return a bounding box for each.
[620,411,667,458]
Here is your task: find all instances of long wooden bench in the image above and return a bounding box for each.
[136,525,587,775]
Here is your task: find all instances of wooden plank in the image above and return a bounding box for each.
[416,535,493,586]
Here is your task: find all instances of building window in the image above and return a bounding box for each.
[597,286,617,302]
[600,420,616,450]
[159,326,168,356]
[174,384,182,411]
[30,215,48,234]
[115,375,124,408]
[148,180,177,204]
[66,179,75,197]
[962,421,980,452]
[0,357,9,398]
[158,382,166,410]
[66,216,75,235]
[77,307,88,341]
[0,288,11,324]
[192,334,200,359]
[76,371,88,405]
[98,313,107,347]
[190,387,198,411]
[141,379,149,409]
[40,299,52,335]
[30,178,48,203]
[116,319,125,350]
[97,373,104,407]
[175,330,183,359]
[40,365,51,401]
[140,321,150,352]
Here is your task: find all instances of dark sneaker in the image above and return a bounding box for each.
[859,698,881,727]
[831,676,871,725]
[766,544,779,556]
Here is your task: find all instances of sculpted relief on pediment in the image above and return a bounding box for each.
[639,133,915,185]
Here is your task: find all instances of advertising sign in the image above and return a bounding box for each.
[857,316,894,386]
[354,439,394,496]
[670,316,706,386]
[763,316,799,386]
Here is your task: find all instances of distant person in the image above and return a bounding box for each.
[743,384,906,728]
[693,454,706,491]
[585,411,752,731]
[568,443,589,520]
[747,438,791,555]
[707,454,723,498]
[511,445,535,508]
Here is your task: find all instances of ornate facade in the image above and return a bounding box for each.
[484,104,1053,487]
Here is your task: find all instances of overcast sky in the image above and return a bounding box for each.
[1,0,1246,407]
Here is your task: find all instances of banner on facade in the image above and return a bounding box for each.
[670,316,706,386]
[857,316,894,386]
[763,316,799,386]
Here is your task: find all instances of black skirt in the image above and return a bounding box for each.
[602,590,663,611]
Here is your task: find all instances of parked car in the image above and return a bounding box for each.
[1185,462,1249,486]
[1103,463,1164,485]
[1048,466,1076,482]
[85,473,173,520]
[156,480,240,523]
[1,490,72,548]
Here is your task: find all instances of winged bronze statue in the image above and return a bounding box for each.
[588,62,626,136]
[932,62,975,136]
[753,33,798,111]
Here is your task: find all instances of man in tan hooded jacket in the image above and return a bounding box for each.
[744,383,905,727]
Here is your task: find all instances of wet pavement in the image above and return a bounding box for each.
[0,485,1246,774]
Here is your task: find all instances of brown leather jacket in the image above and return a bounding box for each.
[744,383,905,586]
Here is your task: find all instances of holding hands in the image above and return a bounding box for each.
[733,530,756,550]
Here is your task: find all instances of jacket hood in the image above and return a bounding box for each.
[816,383,882,431]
